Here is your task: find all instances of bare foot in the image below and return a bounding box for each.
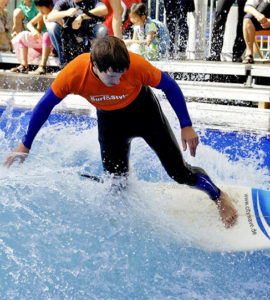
[216,191,238,228]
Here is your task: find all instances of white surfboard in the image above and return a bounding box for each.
[146,182,270,252]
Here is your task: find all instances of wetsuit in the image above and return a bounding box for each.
[22,52,220,200]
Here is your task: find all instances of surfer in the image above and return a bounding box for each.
[3,36,237,228]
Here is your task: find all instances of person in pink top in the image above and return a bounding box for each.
[11,0,54,74]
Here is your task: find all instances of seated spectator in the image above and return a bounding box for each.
[242,0,270,63]
[0,0,12,51]
[207,0,246,62]
[11,0,53,74]
[124,3,169,60]
[12,0,41,37]
[45,0,64,68]
[47,0,108,66]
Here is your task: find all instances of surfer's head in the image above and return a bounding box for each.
[90,36,130,74]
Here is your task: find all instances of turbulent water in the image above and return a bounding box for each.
[0,98,269,299]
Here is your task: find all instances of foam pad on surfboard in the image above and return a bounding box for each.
[145,182,270,252]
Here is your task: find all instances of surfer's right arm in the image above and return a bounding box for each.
[3,87,63,167]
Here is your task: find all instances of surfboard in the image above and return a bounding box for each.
[80,174,270,252]
[149,182,270,252]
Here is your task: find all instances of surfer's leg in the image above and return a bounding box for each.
[138,87,215,190]
[99,140,131,176]
[96,108,132,177]
[139,88,237,227]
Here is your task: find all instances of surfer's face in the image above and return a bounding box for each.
[93,64,126,87]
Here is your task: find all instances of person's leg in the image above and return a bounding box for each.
[11,32,29,73]
[243,17,256,59]
[46,21,64,68]
[164,1,177,56]
[208,0,235,60]
[97,109,132,176]
[177,4,188,55]
[232,0,246,61]
[138,87,212,189]
[20,46,28,66]
[12,8,24,37]
[138,86,237,227]
[33,32,52,75]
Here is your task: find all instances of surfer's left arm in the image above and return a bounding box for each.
[3,87,63,167]
[155,72,199,157]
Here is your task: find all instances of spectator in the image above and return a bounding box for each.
[12,0,42,37]
[101,0,141,38]
[105,0,124,38]
[124,3,169,60]
[11,0,53,74]
[47,0,108,66]
[164,0,195,59]
[207,0,246,62]
[45,0,64,68]
[0,0,12,51]
[242,0,270,63]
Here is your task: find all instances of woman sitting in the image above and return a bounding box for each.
[11,0,54,75]
[243,0,270,64]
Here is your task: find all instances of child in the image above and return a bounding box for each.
[0,0,12,51]
[124,3,169,60]
[12,0,41,37]
[11,0,54,75]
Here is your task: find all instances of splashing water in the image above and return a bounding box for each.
[0,96,270,299]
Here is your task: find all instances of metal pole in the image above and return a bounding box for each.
[208,0,215,56]
[155,0,160,20]
[187,0,208,60]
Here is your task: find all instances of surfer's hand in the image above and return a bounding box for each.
[181,126,199,157]
[3,143,30,167]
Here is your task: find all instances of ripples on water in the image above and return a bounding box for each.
[0,100,270,299]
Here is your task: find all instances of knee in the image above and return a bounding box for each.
[243,18,255,35]
[42,32,52,47]
[93,24,108,39]
[244,15,255,27]
[46,21,60,35]
[13,8,24,21]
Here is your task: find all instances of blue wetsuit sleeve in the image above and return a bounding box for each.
[22,86,63,149]
[155,71,192,128]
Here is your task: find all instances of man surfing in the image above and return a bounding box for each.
[3,36,237,228]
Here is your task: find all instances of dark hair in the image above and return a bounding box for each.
[91,36,130,72]
[34,0,53,7]
[129,3,148,17]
